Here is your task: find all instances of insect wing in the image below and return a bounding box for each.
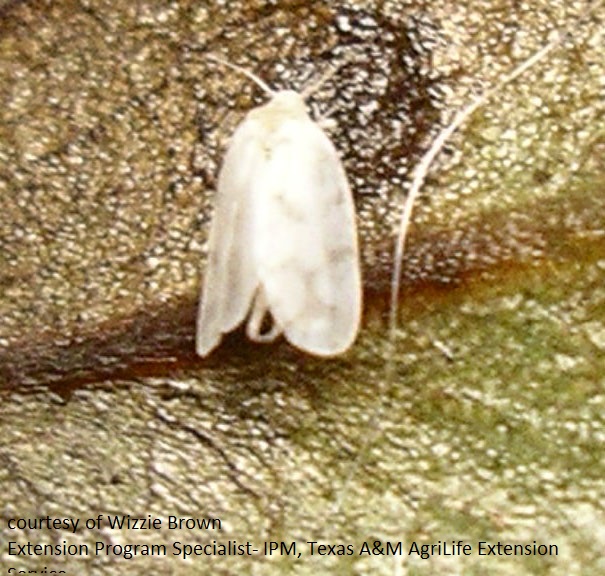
[196,118,262,356]
[253,118,361,355]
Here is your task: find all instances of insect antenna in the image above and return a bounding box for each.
[300,54,356,100]
[207,54,276,96]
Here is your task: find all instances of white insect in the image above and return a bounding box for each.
[196,56,362,357]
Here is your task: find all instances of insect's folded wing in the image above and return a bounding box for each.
[254,120,362,356]
[196,120,262,356]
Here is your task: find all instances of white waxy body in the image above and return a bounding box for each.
[196,90,361,357]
